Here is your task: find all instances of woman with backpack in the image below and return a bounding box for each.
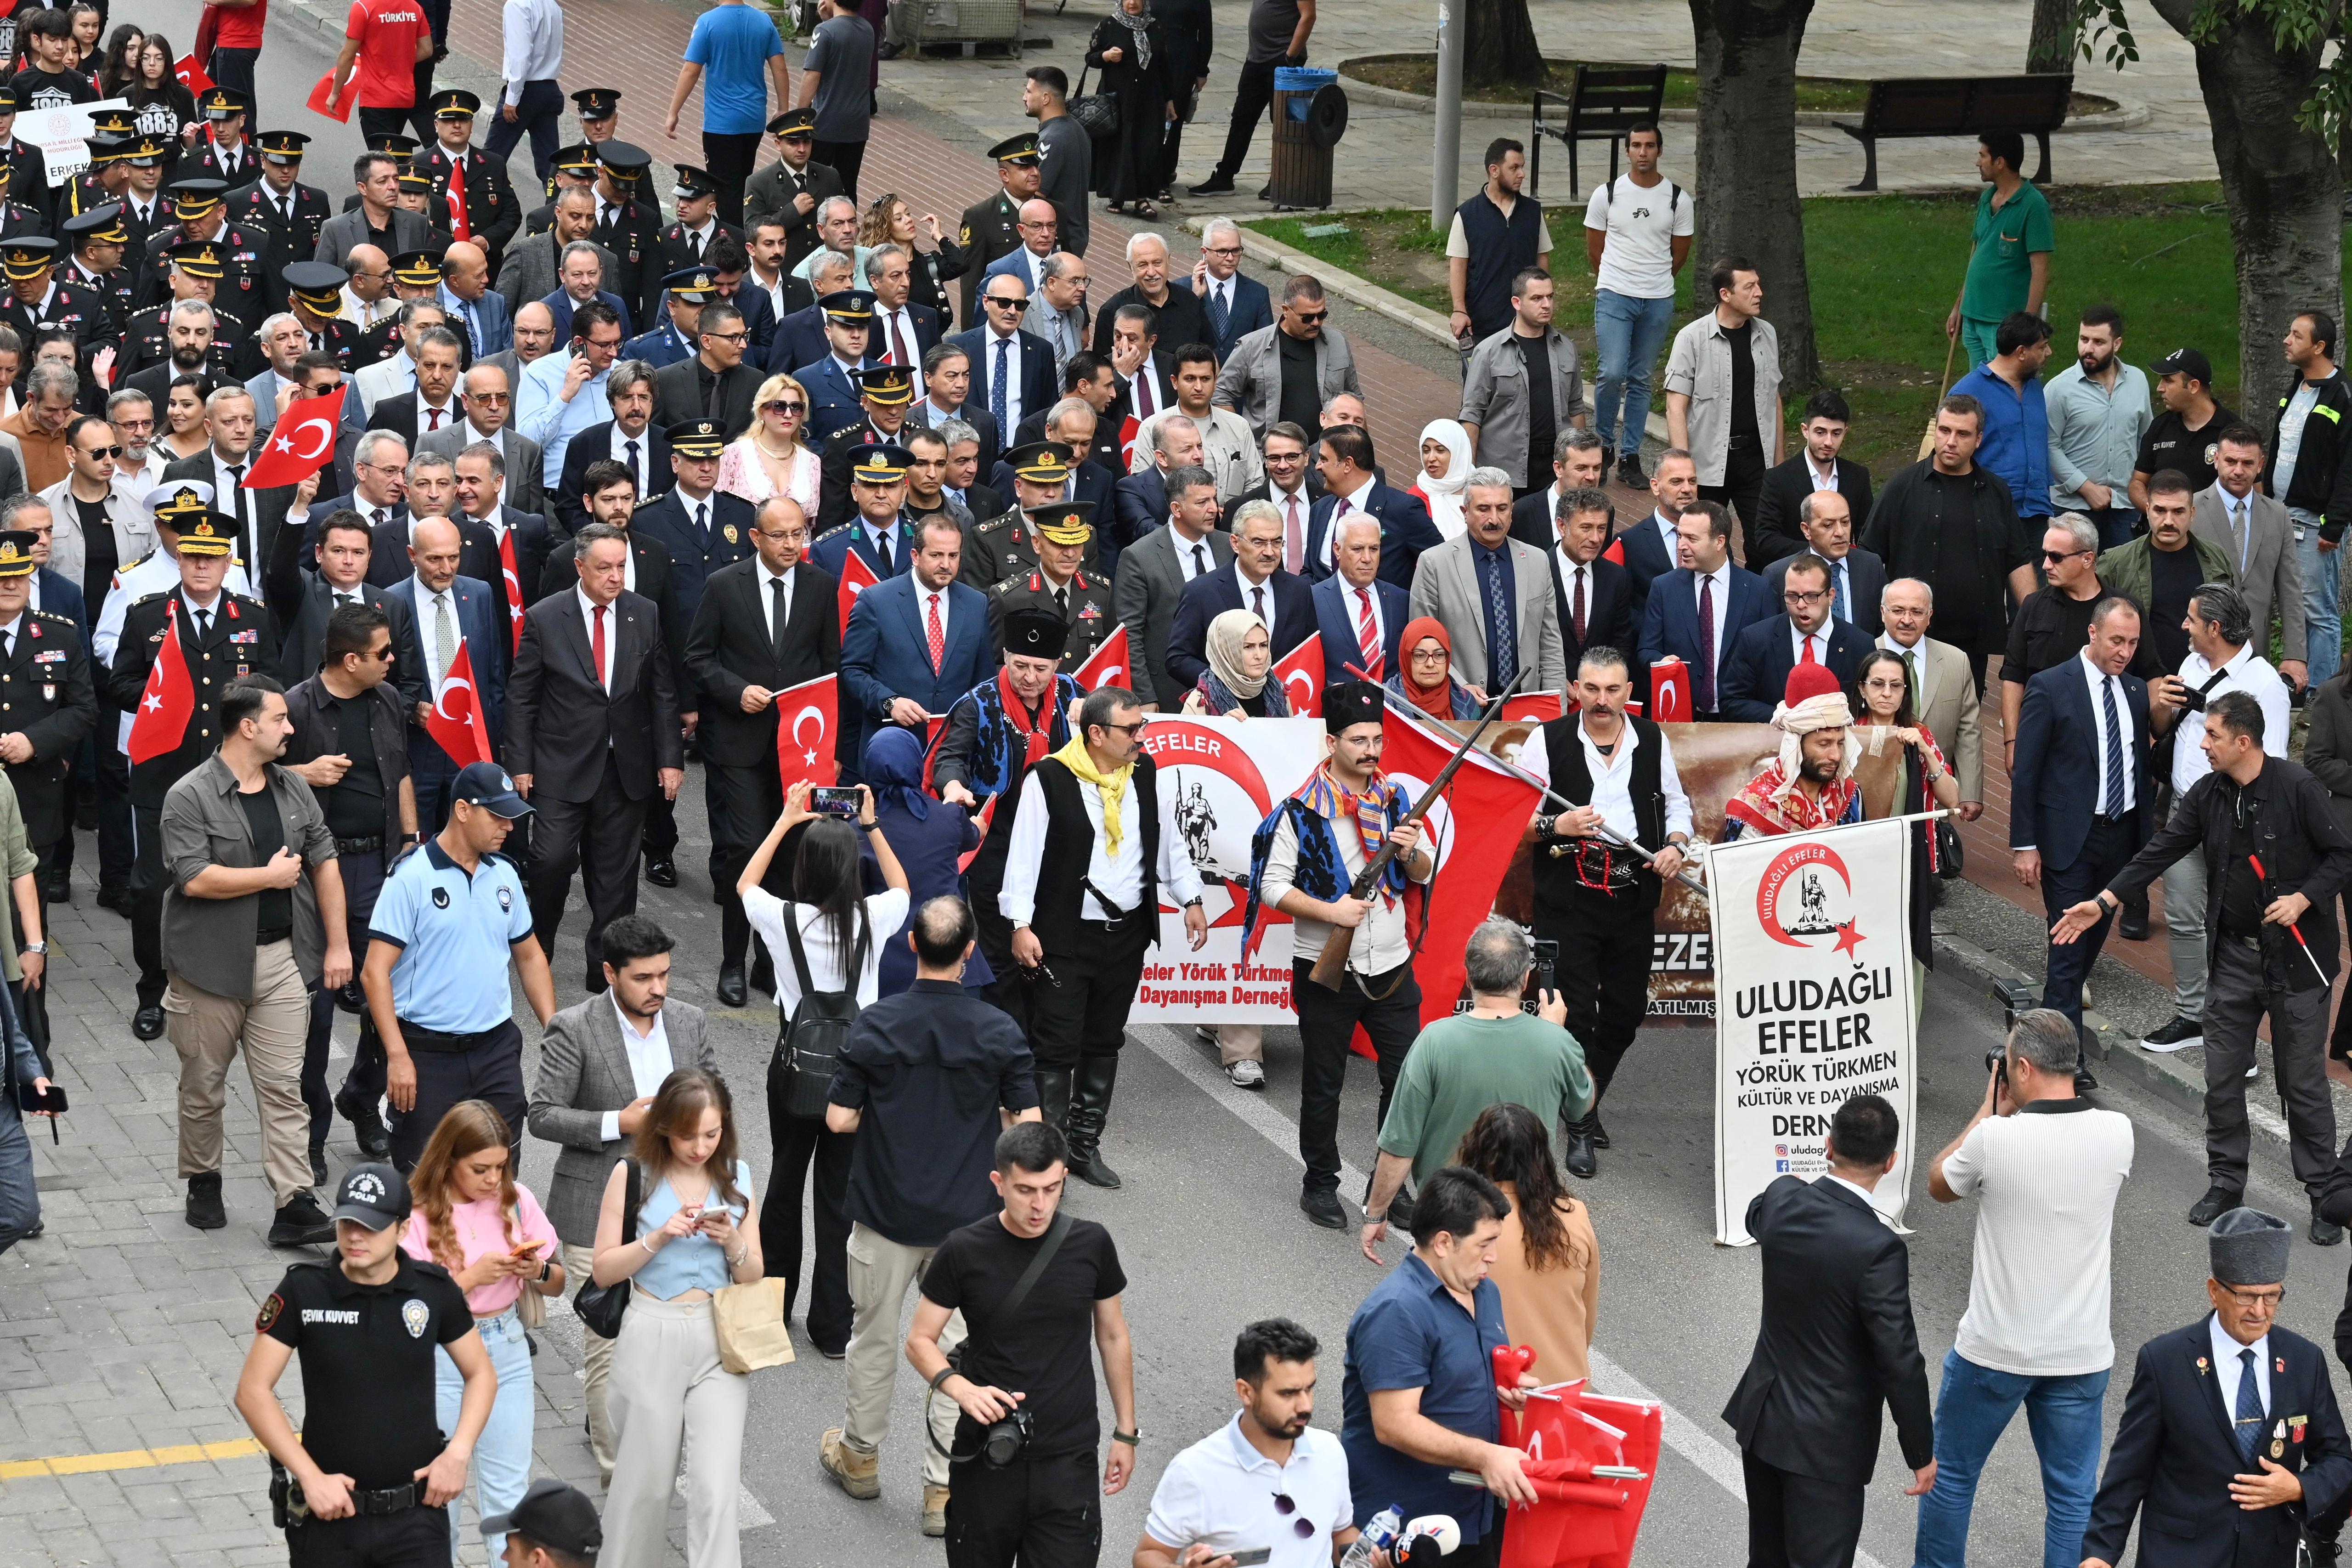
[738,781,909,1357]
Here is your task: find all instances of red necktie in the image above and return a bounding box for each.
[1800,633,1818,665]
[889,312,912,372]
[1136,371,1153,419]
[590,603,608,689]
[1355,587,1381,679]
[1571,565,1587,645]
[426,406,443,431]
[926,592,945,674]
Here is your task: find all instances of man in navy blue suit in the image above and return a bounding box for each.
[708,235,775,357]
[1615,449,1697,622]
[1168,498,1314,692]
[1302,425,1441,591]
[630,419,756,632]
[390,515,508,832]
[1758,490,1886,636]
[1637,501,1772,719]
[1546,487,1637,677]
[839,504,996,781]
[950,273,1056,447]
[2009,596,2163,1081]
[761,251,858,376]
[792,289,882,448]
[1190,220,1274,362]
[1312,509,1407,685]
[987,410,1115,551]
[1109,414,1204,577]
[1718,554,1877,723]
[809,441,920,589]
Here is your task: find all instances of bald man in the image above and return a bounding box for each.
[980,198,1062,300]
[436,240,514,358]
[340,243,400,335]
[484,300,558,388]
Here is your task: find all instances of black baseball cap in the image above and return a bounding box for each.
[2153,347,2213,385]
[452,762,534,819]
[481,1478,603,1557]
[331,1164,410,1229]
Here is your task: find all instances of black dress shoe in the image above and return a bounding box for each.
[1187,173,1236,196]
[1387,1183,1415,1228]
[334,981,366,1015]
[269,1192,337,1247]
[41,872,67,905]
[644,855,678,888]
[1589,1115,1611,1149]
[750,955,775,996]
[1299,1189,1346,1229]
[335,1087,390,1160]
[2315,1207,2347,1247]
[1564,1119,1598,1179]
[2188,1185,2243,1226]
[2118,909,2150,940]
[132,1003,164,1040]
[716,965,748,1007]
[185,1172,226,1230]
[2074,1067,2099,1093]
[95,886,132,917]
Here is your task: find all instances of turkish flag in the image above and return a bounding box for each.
[497,529,524,653]
[1381,702,1543,1028]
[775,672,840,791]
[1502,691,1565,724]
[1648,656,1689,722]
[126,616,194,764]
[443,163,470,240]
[1071,623,1129,693]
[174,53,212,91]
[1272,631,1322,717]
[1116,415,1141,470]
[423,642,493,766]
[243,387,347,487]
[1601,535,1624,566]
[306,69,355,124]
[836,549,879,635]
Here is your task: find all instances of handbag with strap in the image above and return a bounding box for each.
[571,1160,639,1340]
[1069,62,1120,139]
[712,1276,796,1373]
[774,903,868,1121]
[513,1203,548,1328]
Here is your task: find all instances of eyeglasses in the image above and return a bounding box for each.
[1782,589,1827,605]
[470,391,510,405]
[2041,547,2093,564]
[985,296,1029,312]
[366,645,397,662]
[2221,1284,2286,1308]
[1269,1494,1317,1540]
[1408,648,1449,664]
[1097,719,1150,736]
[702,330,748,345]
[1204,245,1243,258]
[1292,310,1328,324]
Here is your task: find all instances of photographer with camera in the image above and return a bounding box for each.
[905,1120,1137,1568]
[1912,1008,2133,1568]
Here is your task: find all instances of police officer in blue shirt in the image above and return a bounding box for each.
[361,760,557,1171]
[620,267,717,371]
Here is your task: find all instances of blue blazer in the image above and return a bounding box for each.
[631,489,758,628]
[731,284,775,355]
[1184,272,1273,362]
[763,303,833,376]
[980,248,1047,292]
[34,568,85,631]
[1311,572,1407,685]
[620,319,697,371]
[2009,657,2153,872]
[950,325,1056,427]
[1167,567,1315,693]
[1717,615,1876,724]
[455,287,512,356]
[396,571,507,738]
[541,287,633,342]
[808,515,919,584]
[793,354,879,448]
[839,574,997,777]
[1614,513,1680,623]
[1108,468,1168,578]
[1302,482,1444,592]
[1636,565,1774,711]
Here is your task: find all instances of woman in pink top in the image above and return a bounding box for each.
[401,1101,564,1562]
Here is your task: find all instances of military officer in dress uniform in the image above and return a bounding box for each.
[956,134,1041,326]
[657,165,737,281]
[573,88,622,147]
[104,494,278,1042]
[55,111,133,225]
[59,205,134,334]
[417,90,520,271]
[743,108,842,273]
[816,363,923,530]
[933,605,1081,1020]
[794,288,877,447]
[962,441,1102,589]
[113,138,170,293]
[118,242,247,379]
[231,131,331,307]
[0,236,111,350]
[523,142,599,234]
[137,178,265,316]
[280,261,358,368]
[989,501,1115,674]
[591,142,662,333]
[187,88,259,190]
[391,174,457,259]
[0,526,96,913]
[0,91,52,225]
[620,266,713,371]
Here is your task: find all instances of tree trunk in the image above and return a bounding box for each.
[1464,0,1544,91]
[1688,0,1822,389]
[2143,0,2341,423]
[2025,0,2075,74]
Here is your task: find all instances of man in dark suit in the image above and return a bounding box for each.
[1637,502,1774,719]
[838,507,997,781]
[506,520,683,990]
[314,153,436,269]
[263,506,427,706]
[2081,1208,2352,1568]
[910,342,1001,481]
[1758,490,1886,636]
[2009,596,2159,1079]
[1189,221,1273,362]
[554,381,670,536]
[683,494,841,1003]
[1312,508,1408,685]
[1719,554,1877,723]
[629,419,755,634]
[1725,1093,1934,1568]
[362,325,467,443]
[417,92,522,271]
[1615,449,1699,625]
[384,515,509,832]
[449,442,552,637]
[1509,429,1610,549]
[950,276,1055,443]
[1114,468,1230,709]
[1168,499,1314,692]
[652,300,759,442]
[759,249,857,376]
[158,385,304,585]
[1545,486,1638,677]
[1302,425,1442,592]
[1749,390,1875,571]
[537,462,688,682]
[864,244,943,388]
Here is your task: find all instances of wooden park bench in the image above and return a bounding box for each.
[1529,64,1668,199]
[1833,74,2073,192]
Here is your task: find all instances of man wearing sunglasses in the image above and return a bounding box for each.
[1215,274,1361,445]
[2000,514,2172,787]
[950,274,1056,453]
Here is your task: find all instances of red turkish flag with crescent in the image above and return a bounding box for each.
[306,69,355,124]
[1117,415,1141,470]
[423,641,494,766]
[836,550,879,635]
[243,387,347,488]
[497,530,524,653]
[126,615,194,764]
[1071,623,1128,693]
[443,162,470,240]
[1503,691,1566,724]
[775,672,840,790]
[175,54,212,91]
[1273,631,1322,717]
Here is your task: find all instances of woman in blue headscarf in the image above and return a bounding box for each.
[863,728,992,997]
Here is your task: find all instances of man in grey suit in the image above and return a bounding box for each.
[497,189,621,318]
[1408,469,1567,695]
[1113,463,1231,709]
[475,301,559,393]
[1214,277,1363,441]
[2196,425,2308,689]
[314,152,437,267]
[1877,577,1984,815]
[1758,490,1888,636]
[525,913,717,1483]
[418,361,547,518]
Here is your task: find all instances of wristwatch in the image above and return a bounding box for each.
[536,1259,551,1283]
[1112,1428,1141,1446]
[1183,898,1203,910]
[21,941,43,955]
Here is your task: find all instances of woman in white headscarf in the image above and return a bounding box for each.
[1413,419,1475,540]
[1182,610,1291,718]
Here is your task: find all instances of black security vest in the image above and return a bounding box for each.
[1458,189,1551,339]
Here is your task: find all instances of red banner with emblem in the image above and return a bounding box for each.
[775,672,840,790]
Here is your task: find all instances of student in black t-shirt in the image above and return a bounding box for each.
[9,9,93,112]
[908,1120,1136,1568]
[2130,346,2234,514]
[235,1162,493,1564]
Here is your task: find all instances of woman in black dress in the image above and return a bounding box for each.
[1085,0,1173,219]
[1151,0,1211,205]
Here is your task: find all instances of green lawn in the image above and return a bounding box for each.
[1246,184,2332,475]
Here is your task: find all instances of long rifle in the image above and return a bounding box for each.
[1306,668,1530,992]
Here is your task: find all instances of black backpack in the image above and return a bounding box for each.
[775,900,869,1120]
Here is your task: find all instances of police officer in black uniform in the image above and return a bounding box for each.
[416,90,520,271]
[282,261,359,368]
[522,142,598,233]
[236,1162,499,1568]
[137,178,266,316]
[956,134,1041,326]
[591,142,662,335]
[989,501,1116,674]
[106,493,279,1041]
[59,205,134,335]
[962,442,1102,589]
[0,236,109,351]
[0,526,96,910]
[118,241,247,381]
[232,131,332,307]
[816,364,926,530]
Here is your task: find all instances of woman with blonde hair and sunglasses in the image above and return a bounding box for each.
[593,1068,763,1568]
[859,191,966,324]
[716,372,824,511]
[399,1101,564,1562]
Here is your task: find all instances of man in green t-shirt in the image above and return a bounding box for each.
[1359,917,1594,1261]
[1947,130,2054,374]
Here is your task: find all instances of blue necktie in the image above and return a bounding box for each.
[2235,1348,2265,1467]
[1205,281,1229,347]
[1835,561,1849,624]
[2100,675,2126,817]
[992,336,1011,436]
[1483,549,1516,691]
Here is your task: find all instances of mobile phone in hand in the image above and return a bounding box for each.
[812,786,861,816]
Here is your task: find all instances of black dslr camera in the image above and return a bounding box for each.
[979,1407,1034,1467]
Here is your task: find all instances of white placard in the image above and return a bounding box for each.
[19,97,127,187]
[1707,818,1918,1245]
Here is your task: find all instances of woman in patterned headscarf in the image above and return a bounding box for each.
[1086,0,1174,218]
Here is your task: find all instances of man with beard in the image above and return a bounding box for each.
[2047,304,2153,550]
[1722,661,1864,840]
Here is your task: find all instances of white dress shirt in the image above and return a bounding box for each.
[1787,618,1829,668]
[412,578,465,695]
[759,560,796,637]
[873,304,926,397]
[500,0,565,101]
[575,586,617,689]
[980,325,1028,434]
[2212,1314,2273,1428]
[997,760,1205,926]
[750,266,794,324]
[2080,648,2136,816]
[1556,547,1594,630]
[598,994,673,1142]
[210,451,258,559]
[914,581,951,653]
[1515,719,1695,849]
[1233,564,1278,630]
[2173,643,2290,791]
[1169,524,1217,582]
[1805,454,1842,492]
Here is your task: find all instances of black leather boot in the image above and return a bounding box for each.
[1066,1056,1122,1189]
[1035,1067,1073,1135]
[1563,1116,1599,1179]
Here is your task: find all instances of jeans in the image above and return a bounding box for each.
[0,1107,35,1257]
[435,1306,534,1563]
[484,80,566,187]
[1911,1348,2109,1568]
[2295,507,2342,690]
[1590,289,1676,461]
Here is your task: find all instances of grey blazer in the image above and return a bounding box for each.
[497,232,622,320]
[2194,484,2307,665]
[526,994,720,1245]
[1114,522,1233,709]
[1407,532,1567,692]
[1215,322,1362,440]
[1900,633,1984,805]
[315,207,436,269]
[418,423,547,518]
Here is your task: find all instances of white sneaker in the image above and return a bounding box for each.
[1227,1059,1266,1089]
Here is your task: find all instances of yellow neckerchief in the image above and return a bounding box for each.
[1051,735,1133,854]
